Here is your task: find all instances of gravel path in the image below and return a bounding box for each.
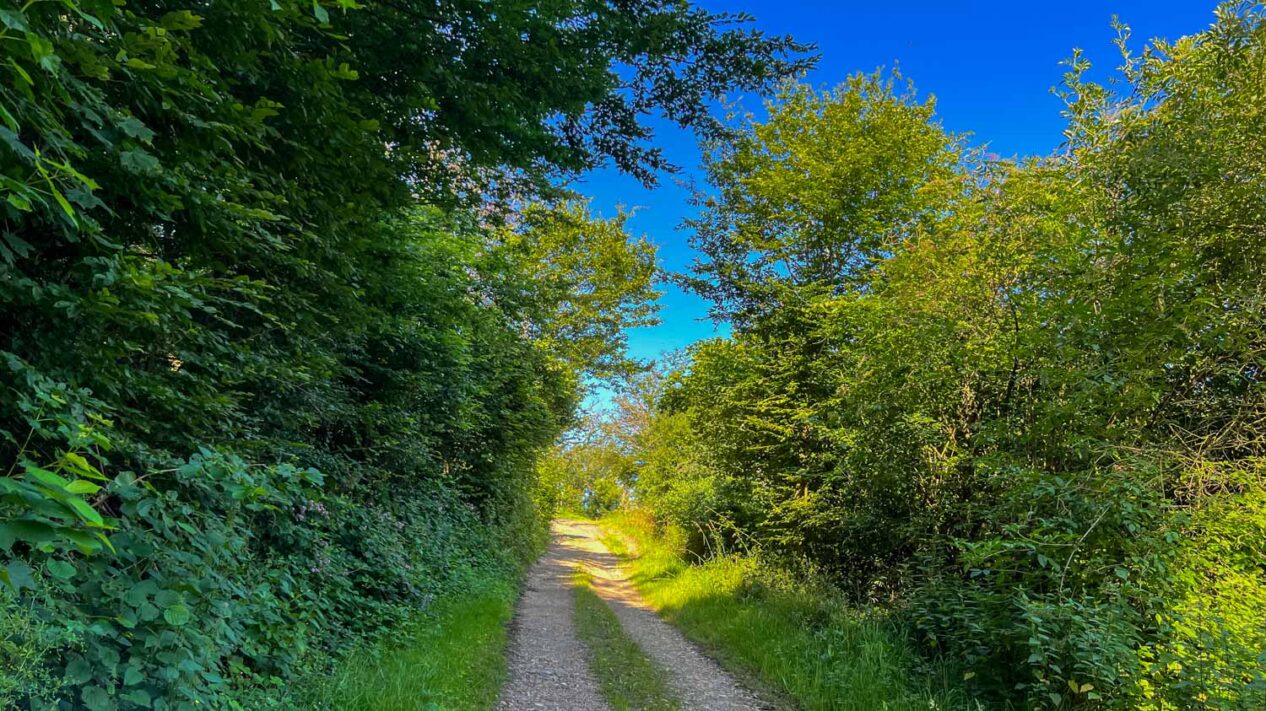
[497,521,610,710]
[497,519,770,710]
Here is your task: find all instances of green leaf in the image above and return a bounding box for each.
[0,8,29,31]
[1,560,35,592]
[81,684,112,711]
[163,603,191,626]
[160,10,203,31]
[61,2,105,30]
[332,62,359,80]
[0,101,17,131]
[50,187,77,223]
[94,531,115,553]
[0,125,34,160]
[60,529,106,554]
[6,192,32,211]
[65,479,102,495]
[312,0,329,24]
[64,451,106,480]
[0,520,58,550]
[24,464,70,490]
[119,149,160,175]
[123,665,144,686]
[64,496,105,527]
[47,559,76,579]
[0,228,33,262]
[123,581,153,607]
[6,58,32,87]
[120,689,151,707]
[26,34,56,70]
[65,657,93,684]
[138,601,160,622]
[116,116,155,144]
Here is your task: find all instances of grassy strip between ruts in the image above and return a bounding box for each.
[599,512,982,711]
[572,570,682,711]
[295,570,518,710]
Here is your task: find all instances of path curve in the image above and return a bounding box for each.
[498,519,769,710]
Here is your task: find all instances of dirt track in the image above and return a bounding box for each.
[497,519,768,710]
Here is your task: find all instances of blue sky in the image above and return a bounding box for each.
[576,1,1219,386]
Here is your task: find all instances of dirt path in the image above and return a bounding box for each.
[497,521,610,710]
[497,519,769,710]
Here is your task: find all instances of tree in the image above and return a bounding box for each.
[497,201,662,383]
[682,72,962,328]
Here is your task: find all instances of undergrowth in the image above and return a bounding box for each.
[289,569,519,710]
[600,511,981,711]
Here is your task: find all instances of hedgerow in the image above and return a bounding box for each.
[0,0,808,707]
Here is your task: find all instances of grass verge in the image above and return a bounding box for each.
[572,571,681,711]
[600,511,980,711]
[297,571,517,710]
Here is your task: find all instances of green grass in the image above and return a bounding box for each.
[601,512,980,711]
[303,574,518,710]
[572,571,681,711]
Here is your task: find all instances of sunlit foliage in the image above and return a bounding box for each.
[634,4,1266,708]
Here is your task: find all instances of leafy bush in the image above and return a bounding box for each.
[910,465,1172,706]
[1135,486,1266,709]
[0,587,74,708]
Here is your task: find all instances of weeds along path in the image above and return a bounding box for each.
[498,519,768,710]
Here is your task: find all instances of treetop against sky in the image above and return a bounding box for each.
[578,0,1219,381]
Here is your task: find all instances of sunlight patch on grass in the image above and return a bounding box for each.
[601,512,980,711]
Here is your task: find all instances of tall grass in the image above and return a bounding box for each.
[295,571,517,710]
[601,512,981,711]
